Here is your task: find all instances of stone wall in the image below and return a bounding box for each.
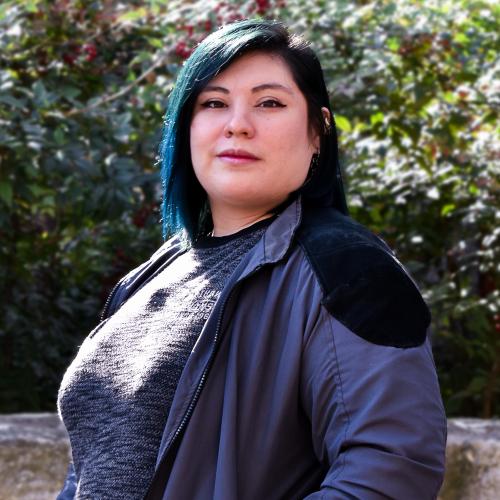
[0,414,70,500]
[439,419,500,500]
[0,414,499,499]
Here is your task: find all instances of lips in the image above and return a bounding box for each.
[217,149,260,161]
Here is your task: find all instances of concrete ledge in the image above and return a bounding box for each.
[0,414,499,499]
[439,419,500,500]
[0,413,70,500]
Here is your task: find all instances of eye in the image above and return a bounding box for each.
[201,100,226,109]
[257,99,286,108]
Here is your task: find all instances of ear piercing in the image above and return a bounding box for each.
[324,116,331,133]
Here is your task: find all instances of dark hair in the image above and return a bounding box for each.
[159,19,348,241]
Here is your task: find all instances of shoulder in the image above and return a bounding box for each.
[294,205,430,348]
[122,235,184,287]
[104,235,185,318]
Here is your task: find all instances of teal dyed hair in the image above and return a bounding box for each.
[159,19,347,242]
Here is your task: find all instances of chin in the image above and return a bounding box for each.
[205,177,302,209]
[217,189,289,210]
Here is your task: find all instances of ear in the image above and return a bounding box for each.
[321,106,331,131]
[312,107,332,151]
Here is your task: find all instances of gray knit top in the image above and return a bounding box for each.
[57,218,272,499]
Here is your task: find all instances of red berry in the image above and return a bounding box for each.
[83,43,97,62]
[256,0,269,14]
[174,41,191,59]
[63,53,76,65]
[175,41,186,54]
[132,213,145,228]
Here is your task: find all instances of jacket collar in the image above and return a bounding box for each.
[236,196,303,281]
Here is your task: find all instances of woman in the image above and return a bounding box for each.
[57,20,446,499]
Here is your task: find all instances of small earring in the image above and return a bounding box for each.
[311,152,319,171]
[305,153,319,183]
[324,116,331,133]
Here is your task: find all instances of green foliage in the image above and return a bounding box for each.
[0,0,498,416]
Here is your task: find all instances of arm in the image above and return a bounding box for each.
[56,462,77,500]
[300,265,447,499]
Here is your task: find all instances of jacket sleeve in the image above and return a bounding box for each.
[300,270,447,499]
[56,462,77,500]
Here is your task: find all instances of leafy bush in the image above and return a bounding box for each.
[0,0,498,416]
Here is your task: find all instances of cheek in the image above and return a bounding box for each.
[190,121,209,164]
[269,122,314,168]
[189,126,207,189]
[190,120,201,150]
[270,114,313,149]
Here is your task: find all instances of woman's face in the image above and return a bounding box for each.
[190,51,319,215]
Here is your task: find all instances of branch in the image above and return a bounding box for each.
[64,52,170,117]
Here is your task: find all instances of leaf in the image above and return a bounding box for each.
[59,85,81,100]
[117,7,148,23]
[454,32,470,44]
[370,112,384,125]
[24,0,41,13]
[130,51,154,66]
[469,184,479,195]
[0,94,26,109]
[148,38,163,49]
[54,127,65,145]
[441,204,455,216]
[0,181,13,207]
[387,37,400,51]
[0,2,15,22]
[28,184,52,198]
[334,115,352,132]
[442,91,458,104]
[33,81,58,107]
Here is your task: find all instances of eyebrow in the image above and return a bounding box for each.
[200,83,294,95]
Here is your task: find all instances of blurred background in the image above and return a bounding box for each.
[0,0,498,417]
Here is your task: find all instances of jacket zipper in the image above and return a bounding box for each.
[100,247,187,322]
[167,287,231,443]
[144,264,264,498]
[100,279,122,321]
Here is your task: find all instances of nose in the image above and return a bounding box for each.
[223,106,255,138]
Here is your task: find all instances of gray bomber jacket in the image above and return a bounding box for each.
[58,197,447,499]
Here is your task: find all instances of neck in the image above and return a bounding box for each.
[209,203,276,237]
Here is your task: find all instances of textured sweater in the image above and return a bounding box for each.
[57,218,272,499]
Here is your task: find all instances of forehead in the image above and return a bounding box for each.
[207,51,299,90]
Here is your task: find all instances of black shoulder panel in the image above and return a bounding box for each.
[295,206,430,348]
